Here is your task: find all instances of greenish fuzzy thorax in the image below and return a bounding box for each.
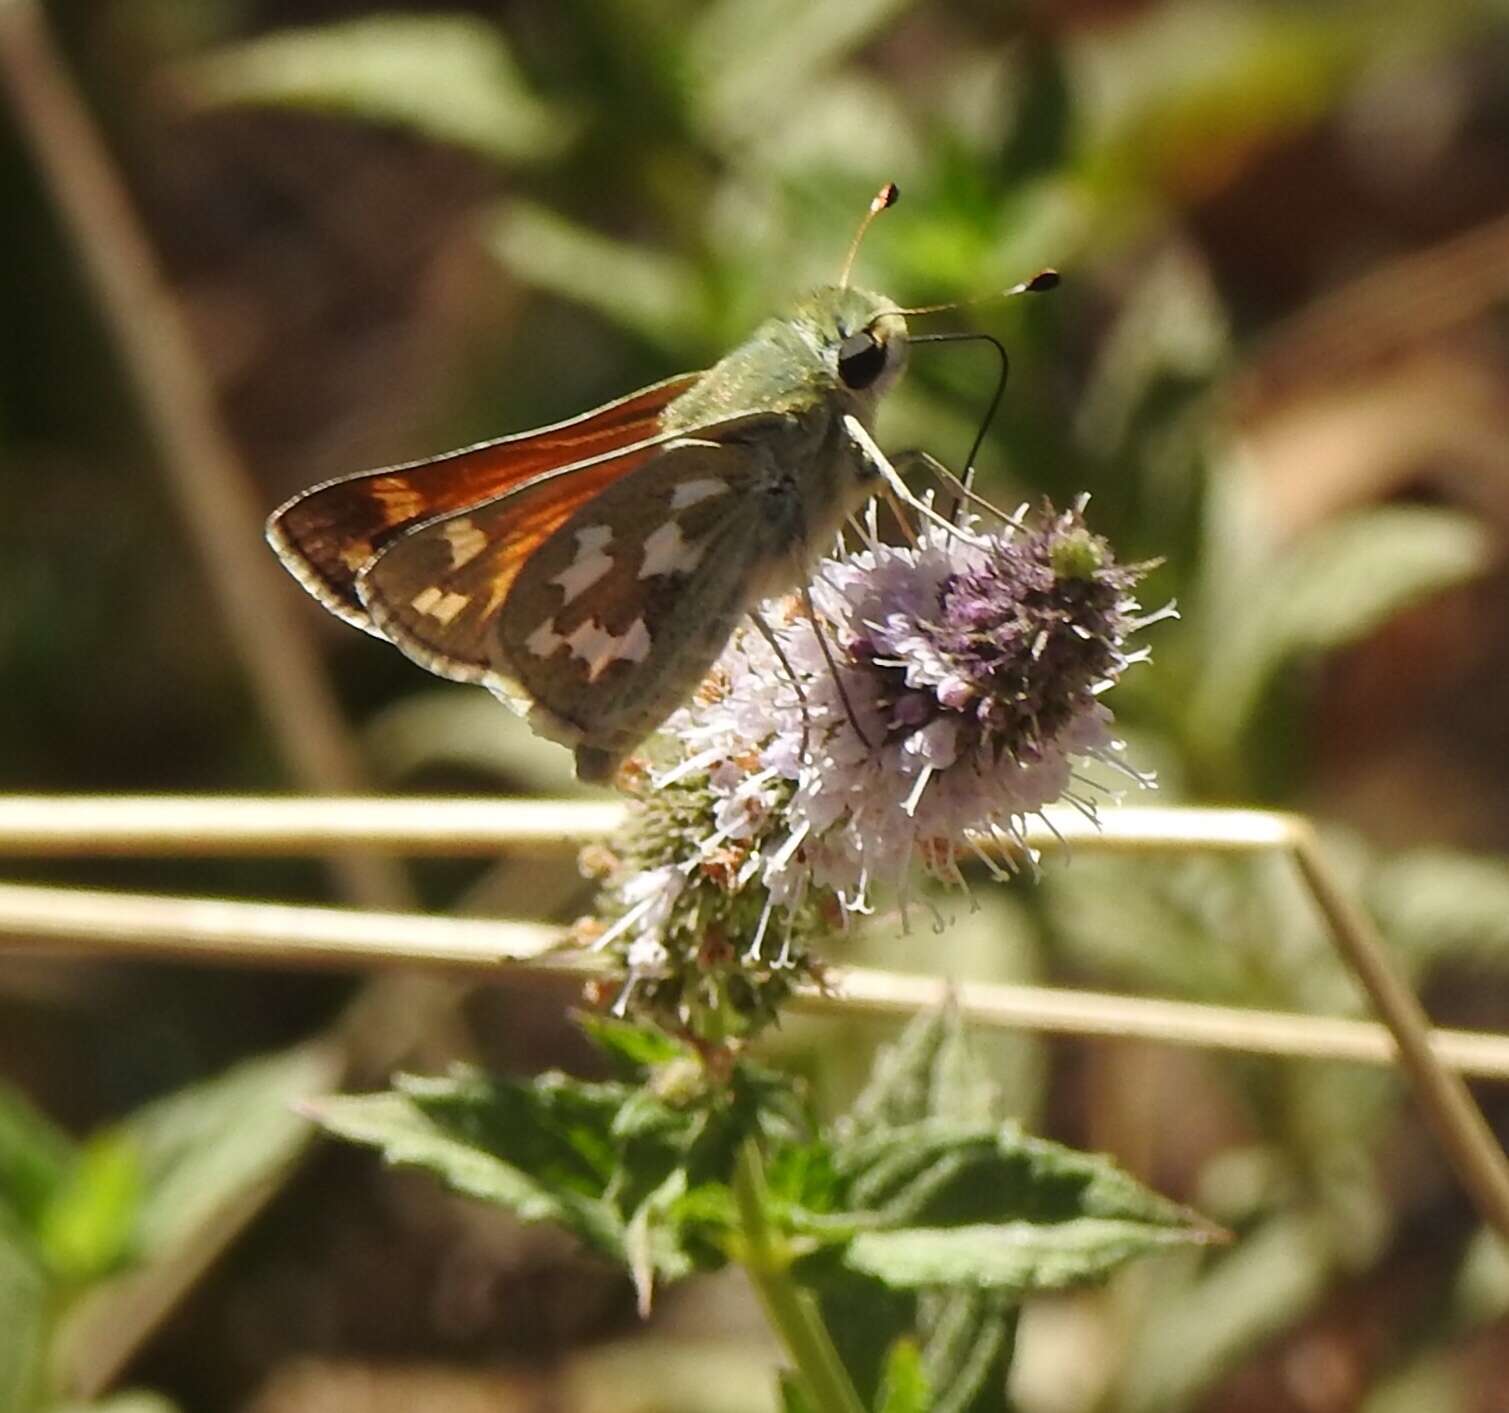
[663,285,907,432]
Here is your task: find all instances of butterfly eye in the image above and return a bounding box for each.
[837,331,888,390]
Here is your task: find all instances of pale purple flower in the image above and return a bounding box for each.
[586,498,1167,1035]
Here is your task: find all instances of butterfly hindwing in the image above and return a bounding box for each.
[267,372,701,631]
[494,428,801,779]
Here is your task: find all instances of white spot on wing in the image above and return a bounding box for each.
[567,616,652,681]
[638,521,705,580]
[410,585,469,624]
[429,591,469,625]
[670,477,726,510]
[443,518,487,568]
[525,620,566,658]
[552,524,614,603]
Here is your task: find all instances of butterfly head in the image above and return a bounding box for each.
[792,283,910,407]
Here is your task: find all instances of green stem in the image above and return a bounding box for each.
[734,1138,867,1413]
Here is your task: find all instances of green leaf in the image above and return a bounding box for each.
[489,202,703,350]
[844,1007,954,1136]
[843,1001,999,1137]
[52,1394,181,1413]
[1192,505,1490,756]
[398,1069,625,1196]
[917,1291,1013,1413]
[779,1372,818,1413]
[0,1211,47,1413]
[1370,849,1509,973]
[36,1133,142,1284]
[833,1119,1199,1231]
[578,1013,694,1072]
[180,15,572,164]
[124,1042,339,1260]
[0,1082,76,1230]
[876,1337,931,1413]
[820,1008,1028,1411]
[689,0,922,145]
[844,1218,1206,1292]
[310,1085,629,1266]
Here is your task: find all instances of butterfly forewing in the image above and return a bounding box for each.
[355,436,675,700]
[268,371,701,631]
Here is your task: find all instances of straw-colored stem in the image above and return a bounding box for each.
[5,878,1509,1083]
[1290,825,1509,1242]
[1,791,1504,1247]
[0,3,404,910]
[0,796,1294,858]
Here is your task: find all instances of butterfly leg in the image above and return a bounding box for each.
[892,448,1027,530]
[801,583,874,753]
[748,609,812,764]
[842,415,989,546]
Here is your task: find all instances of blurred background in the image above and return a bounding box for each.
[3,0,1509,1409]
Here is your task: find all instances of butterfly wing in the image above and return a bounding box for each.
[359,422,802,781]
[267,371,701,633]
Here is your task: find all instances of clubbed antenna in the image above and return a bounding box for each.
[839,182,900,289]
[885,268,1060,319]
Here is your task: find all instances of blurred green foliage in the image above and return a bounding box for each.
[5,0,1509,1408]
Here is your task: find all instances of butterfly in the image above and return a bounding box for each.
[267,187,1050,782]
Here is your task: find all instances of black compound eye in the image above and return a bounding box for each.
[837,331,888,390]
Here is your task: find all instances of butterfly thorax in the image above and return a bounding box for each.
[659,285,908,435]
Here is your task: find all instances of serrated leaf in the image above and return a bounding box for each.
[578,1013,694,1072]
[876,1337,931,1413]
[626,1168,693,1311]
[845,1008,954,1136]
[397,1068,625,1195]
[309,1088,629,1264]
[844,1001,999,1137]
[180,15,572,164]
[845,1218,1206,1292]
[1192,505,1489,754]
[819,1009,1051,1409]
[314,1059,775,1284]
[917,1290,1014,1413]
[0,1081,76,1230]
[833,1120,1198,1231]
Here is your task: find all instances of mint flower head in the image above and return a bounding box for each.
[583,498,1166,1039]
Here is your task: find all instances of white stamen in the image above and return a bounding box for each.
[744,894,777,963]
[901,765,934,818]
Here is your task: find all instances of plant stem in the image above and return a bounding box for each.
[7,877,1509,1080]
[1291,825,1509,1245]
[0,2,405,910]
[733,1139,867,1413]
